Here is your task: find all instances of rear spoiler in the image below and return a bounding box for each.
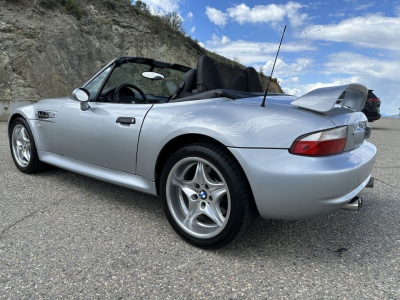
[291,84,368,115]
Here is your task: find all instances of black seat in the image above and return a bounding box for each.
[169,68,197,101]
[246,67,263,92]
[193,55,224,94]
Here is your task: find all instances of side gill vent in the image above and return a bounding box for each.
[36,111,56,120]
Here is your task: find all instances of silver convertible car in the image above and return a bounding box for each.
[8,55,377,248]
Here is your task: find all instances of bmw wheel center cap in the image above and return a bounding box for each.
[199,190,207,200]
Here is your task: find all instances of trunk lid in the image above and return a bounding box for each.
[328,106,371,151]
[290,84,372,151]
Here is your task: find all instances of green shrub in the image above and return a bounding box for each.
[102,0,132,10]
[134,0,150,13]
[36,0,63,8]
[64,0,82,19]
[161,12,184,34]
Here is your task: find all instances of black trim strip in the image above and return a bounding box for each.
[135,104,154,174]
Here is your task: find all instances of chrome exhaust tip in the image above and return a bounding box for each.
[342,196,362,211]
[366,177,374,188]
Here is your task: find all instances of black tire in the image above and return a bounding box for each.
[160,143,257,249]
[9,117,45,174]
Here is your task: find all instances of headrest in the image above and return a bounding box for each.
[196,55,224,91]
[246,67,263,92]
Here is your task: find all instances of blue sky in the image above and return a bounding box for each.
[138,0,400,115]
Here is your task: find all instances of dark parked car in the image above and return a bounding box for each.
[363,90,381,122]
[339,89,381,122]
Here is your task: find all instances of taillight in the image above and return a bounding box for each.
[290,126,348,156]
[367,98,379,102]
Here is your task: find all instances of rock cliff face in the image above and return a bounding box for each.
[0,0,282,120]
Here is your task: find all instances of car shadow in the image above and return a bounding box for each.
[370,127,392,131]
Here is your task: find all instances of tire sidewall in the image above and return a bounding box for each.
[160,144,248,248]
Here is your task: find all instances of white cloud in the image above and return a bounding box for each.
[190,26,196,33]
[328,12,346,17]
[259,58,313,77]
[221,36,230,44]
[187,12,193,20]
[205,7,228,27]
[354,3,374,10]
[300,15,400,51]
[279,76,299,84]
[323,52,399,82]
[206,2,308,28]
[205,34,316,64]
[138,0,181,13]
[227,3,287,24]
[282,77,359,96]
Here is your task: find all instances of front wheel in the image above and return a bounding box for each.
[9,118,44,174]
[160,143,256,249]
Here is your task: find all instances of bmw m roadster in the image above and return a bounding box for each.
[8,55,377,248]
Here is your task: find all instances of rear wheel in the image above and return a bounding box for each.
[160,143,256,249]
[9,118,44,174]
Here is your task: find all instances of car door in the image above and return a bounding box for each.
[55,61,156,174]
[55,101,152,174]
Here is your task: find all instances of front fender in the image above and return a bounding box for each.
[7,106,37,136]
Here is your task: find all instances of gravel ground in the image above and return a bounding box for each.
[0,119,399,299]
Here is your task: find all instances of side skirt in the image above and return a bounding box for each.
[38,151,158,196]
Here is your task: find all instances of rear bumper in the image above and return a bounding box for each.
[362,109,381,121]
[229,142,377,220]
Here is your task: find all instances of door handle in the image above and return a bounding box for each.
[116,117,136,125]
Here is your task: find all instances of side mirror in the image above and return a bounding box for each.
[71,88,90,111]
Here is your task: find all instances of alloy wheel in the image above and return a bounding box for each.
[11,124,31,167]
[166,157,231,239]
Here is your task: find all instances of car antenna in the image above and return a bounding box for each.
[261,25,287,107]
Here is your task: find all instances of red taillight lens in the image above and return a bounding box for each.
[367,98,379,102]
[290,127,348,156]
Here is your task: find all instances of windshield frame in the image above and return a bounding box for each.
[83,57,191,103]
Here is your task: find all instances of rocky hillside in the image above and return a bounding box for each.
[0,0,282,104]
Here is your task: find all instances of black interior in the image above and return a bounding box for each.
[169,68,197,101]
[169,55,265,103]
[95,55,267,104]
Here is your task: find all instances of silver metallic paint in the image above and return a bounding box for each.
[8,84,377,221]
[229,142,376,220]
[38,151,157,195]
[55,100,153,174]
[136,97,337,180]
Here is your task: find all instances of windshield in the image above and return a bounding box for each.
[85,66,113,101]
[101,62,186,100]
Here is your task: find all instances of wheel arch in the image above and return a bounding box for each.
[154,133,255,205]
[8,113,26,136]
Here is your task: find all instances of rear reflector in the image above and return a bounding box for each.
[290,126,348,156]
[367,98,379,102]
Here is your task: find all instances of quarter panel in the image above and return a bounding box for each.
[136,97,336,180]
